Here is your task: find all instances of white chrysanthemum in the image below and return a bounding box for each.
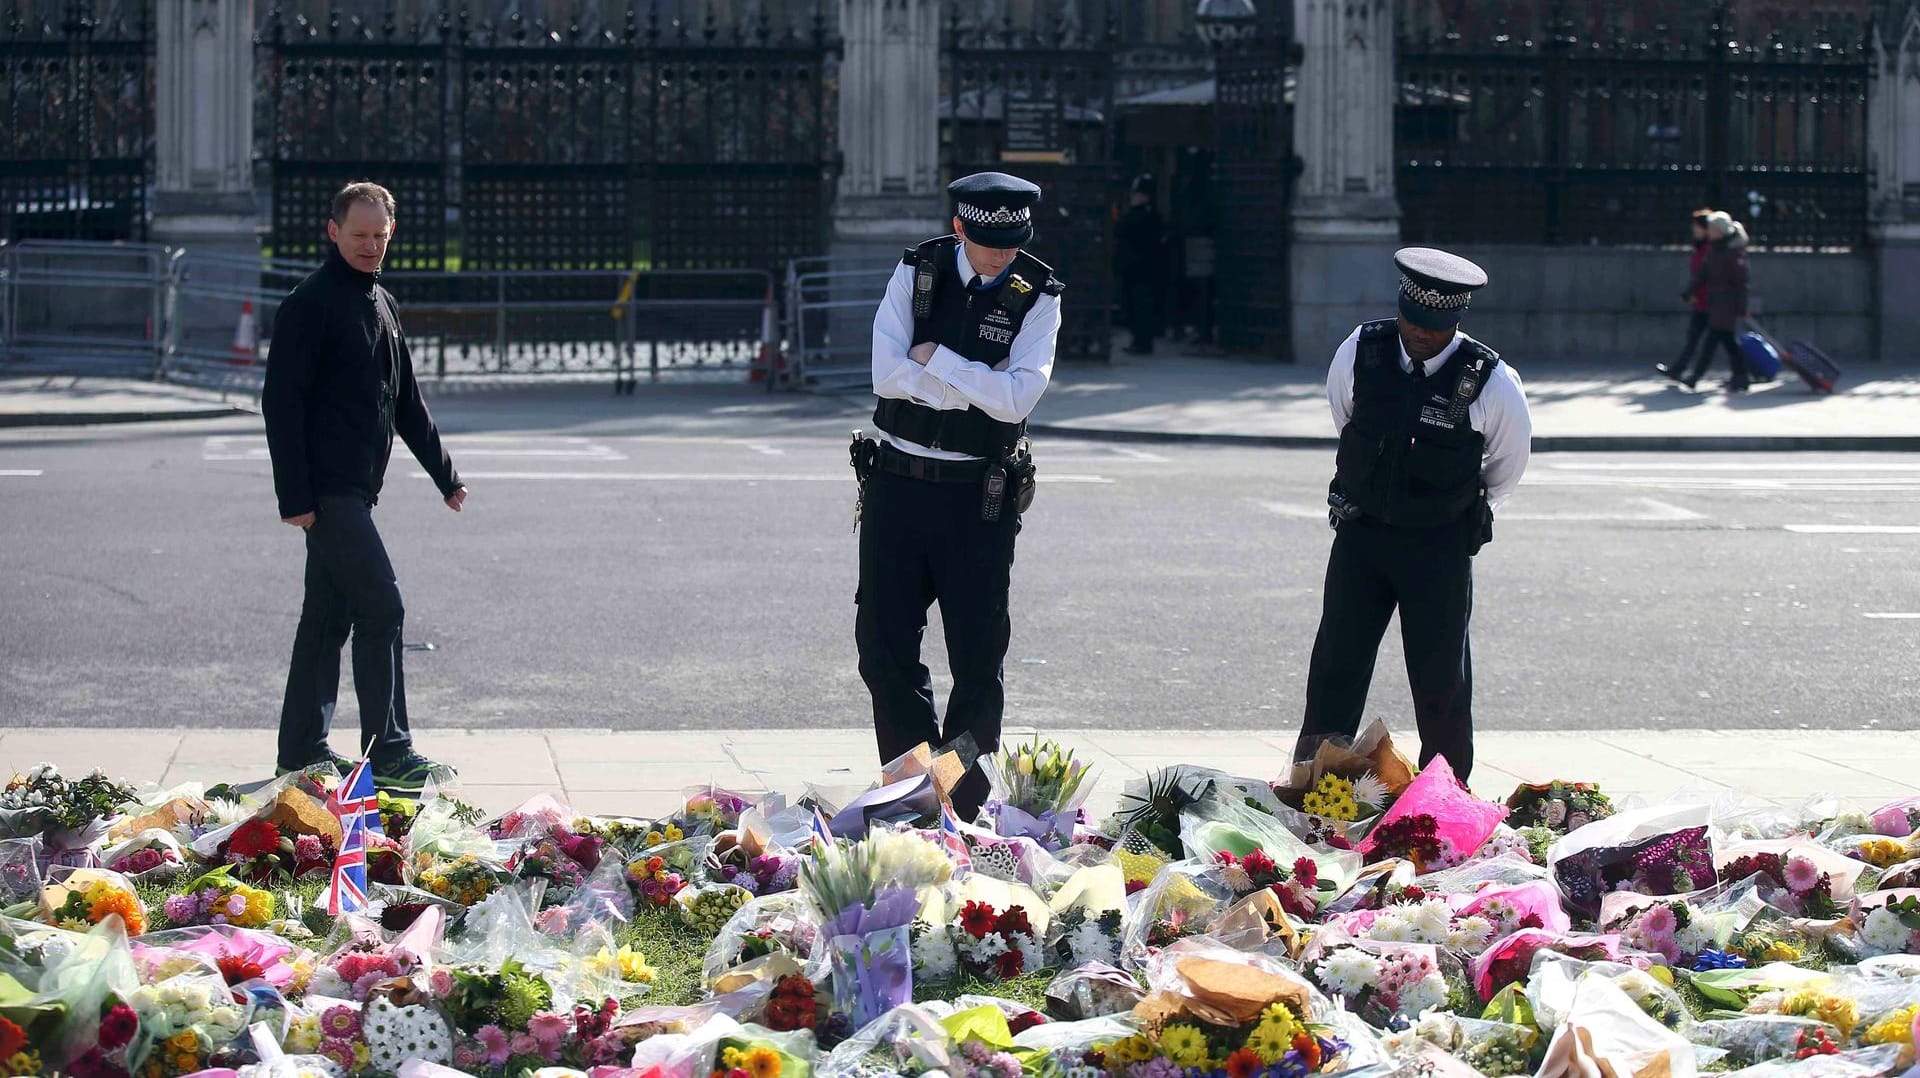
[1320,948,1381,996]
[1409,899,1453,944]
[1862,907,1910,954]
[1017,935,1048,974]
[1395,974,1449,1017]
[914,931,960,981]
[1448,916,1495,952]
[206,798,252,827]
[1412,1009,1456,1047]
[1368,909,1413,943]
[1351,773,1390,810]
[1069,921,1118,965]
[1676,920,1714,955]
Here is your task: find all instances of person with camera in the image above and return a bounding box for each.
[849,172,1063,820]
[1291,248,1532,782]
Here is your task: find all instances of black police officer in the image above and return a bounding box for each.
[1293,248,1533,782]
[852,172,1065,819]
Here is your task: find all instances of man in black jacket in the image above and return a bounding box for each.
[263,181,466,794]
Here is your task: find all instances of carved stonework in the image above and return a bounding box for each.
[837,0,942,201]
[156,0,254,196]
[1291,0,1396,225]
[1869,1,1920,224]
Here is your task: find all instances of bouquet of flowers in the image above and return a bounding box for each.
[0,764,134,838]
[1339,895,1509,955]
[1855,893,1920,957]
[1718,851,1843,919]
[159,866,275,929]
[1096,999,1347,1078]
[1212,848,1331,919]
[1054,908,1125,968]
[710,849,803,898]
[1359,760,1507,873]
[1505,781,1616,834]
[677,883,753,935]
[763,973,821,1032]
[1300,772,1390,823]
[982,738,1094,850]
[217,817,337,885]
[40,867,146,935]
[1310,943,1451,1024]
[1110,767,1223,861]
[102,829,186,884]
[799,828,953,1027]
[125,973,249,1076]
[627,852,691,908]
[416,853,507,906]
[917,899,1048,983]
[1552,816,1716,921]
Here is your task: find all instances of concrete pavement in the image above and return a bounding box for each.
[3,726,1914,820]
[6,351,1919,449]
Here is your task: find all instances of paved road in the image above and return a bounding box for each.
[1,414,1916,732]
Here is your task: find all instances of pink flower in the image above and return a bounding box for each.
[510,1032,540,1057]
[318,1039,357,1068]
[295,834,324,862]
[1872,806,1912,837]
[454,1043,485,1070]
[528,1010,571,1053]
[1639,903,1678,939]
[476,1024,511,1065]
[319,1004,360,1039]
[1783,855,1821,894]
[429,967,456,998]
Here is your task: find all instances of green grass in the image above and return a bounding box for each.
[612,906,715,1005]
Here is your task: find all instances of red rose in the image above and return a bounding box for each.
[994,949,1025,979]
[995,906,1033,938]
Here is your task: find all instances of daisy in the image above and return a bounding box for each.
[1319,949,1380,997]
[1783,855,1821,894]
[1351,772,1389,810]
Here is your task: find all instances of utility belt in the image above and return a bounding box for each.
[850,432,1035,526]
[1328,482,1494,555]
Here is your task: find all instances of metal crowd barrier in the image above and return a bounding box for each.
[1,240,782,397]
[782,255,895,394]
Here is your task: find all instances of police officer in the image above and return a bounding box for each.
[1114,173,1165,355]
[852,172,1064,820]
[1292,248,1532,782]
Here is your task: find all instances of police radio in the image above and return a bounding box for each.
[913,258,938,320]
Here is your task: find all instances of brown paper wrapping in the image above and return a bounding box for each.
[882,742,967,805]
[1135,956,1313,1028]
[261,786,342,845]
[1279,718,1416,802]
[1211,890,1303,959]
[109,795,208,842]
[712,951,803,996]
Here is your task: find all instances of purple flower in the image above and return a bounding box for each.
[164,894,197,923]
[476,1024,511,1065]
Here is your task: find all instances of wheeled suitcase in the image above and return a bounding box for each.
[1736,330,1782,381]
[1784,338,1841,394]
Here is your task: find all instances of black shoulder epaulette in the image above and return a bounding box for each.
[1357,318,1398,340]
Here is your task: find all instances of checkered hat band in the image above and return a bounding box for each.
[956,203,1032,227]
[1400,276,1472,310]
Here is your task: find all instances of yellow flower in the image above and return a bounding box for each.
[5,1050,43,1077]
[666,823,685,842]
[165,1030,199,1054]
[353,1041,372,1068]
[721,1047,747,1069]
[590,944,657,983]
[1113,848,1165,886]
[285,1015,323,1054]
[745,1046,784,1078]
[645,830,664,846]
[1761,941,1802,962]
[1864,1004,1917,1063]
[1785,991,1860,1039]
[1158,1023,1212,1068]
[1105,1035,1154,1065]
[1245,1020,1296,1064]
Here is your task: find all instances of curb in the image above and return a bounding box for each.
[1029,424,1920,453]
[0,406,251,429]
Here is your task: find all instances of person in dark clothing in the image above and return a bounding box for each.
[1114,174,1165,355]
[1677,211,1752,393]
[1657,208,1714,382]
[262,181,467,794]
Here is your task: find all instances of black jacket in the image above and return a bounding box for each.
[263,248,459,519]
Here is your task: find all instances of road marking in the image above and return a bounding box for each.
[731,441,787,456]
[0,469,43,477]
[1784,525,1920,534]
[1862,612,1920,619]
[1551,462,1920,472]
[1529,474,1920,492]
[1252,497,1706,522]
[418,471,1116,484]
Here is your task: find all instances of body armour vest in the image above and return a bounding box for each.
[872,235,1064,458]
[1332,319,1497,527]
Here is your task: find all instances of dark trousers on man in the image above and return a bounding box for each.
[1672,310,1709,372]
[1296,515,1476,779]
[277,495,415,771]
[1683,329,1752,388]
[1120,271,1159,354]
[855,467,1019,818]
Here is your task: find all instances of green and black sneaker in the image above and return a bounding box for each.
[275,749,355,779]
[373,752,457,796]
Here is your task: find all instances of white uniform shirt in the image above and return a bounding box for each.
[1326,325,1533,509]
[871,244,1063,461]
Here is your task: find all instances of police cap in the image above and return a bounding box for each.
[1394,247,1488,330]
[948,172,1041,250]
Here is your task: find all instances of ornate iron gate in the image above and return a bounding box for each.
[1,0,155,242]
[1396,1,1870,249]
[943,2,1116,361]
[1209,15,1295,358]
[256,3,837,278]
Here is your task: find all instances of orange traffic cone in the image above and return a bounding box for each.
[231,300,256,366]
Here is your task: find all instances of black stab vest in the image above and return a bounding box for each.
[1332,319,1496,527]
[872,235,1063,459]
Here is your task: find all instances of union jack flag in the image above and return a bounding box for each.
[326,758,383,840]
[940,803,972,878]
[810,806,836,848]
[326,814,370,915]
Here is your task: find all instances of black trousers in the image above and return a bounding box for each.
[1120,273,1159,351]
[1673,310,1709,370]
[1296,515,1477,780]
[277,495,415,770]
[855,468,1019,818]
[1684,328,1751,386]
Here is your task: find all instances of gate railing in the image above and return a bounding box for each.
[782,255,895,393]
[1,240,778,393]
